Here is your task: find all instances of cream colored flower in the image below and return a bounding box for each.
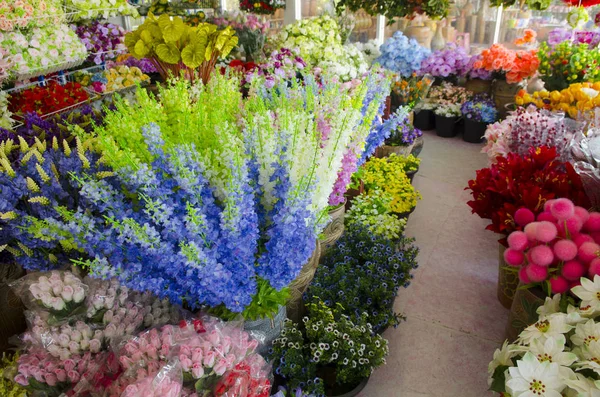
[506,352,567,397]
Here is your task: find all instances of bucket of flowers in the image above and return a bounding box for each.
[434,103,461,138]
[460,94,498,143]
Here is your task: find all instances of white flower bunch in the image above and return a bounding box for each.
[433,103,461,117]
[0,90,14,130]
[45,321,104,359]
[488,276,600,397]
[102,301,145,339]
[86,278,131,322]
[140,296,181,328]
[352,40,381,66]
[28,271,86,315]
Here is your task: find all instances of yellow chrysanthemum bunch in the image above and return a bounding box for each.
[360,154,421,214]
[515,82,600,119]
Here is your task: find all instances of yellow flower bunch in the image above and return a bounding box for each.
[515,82,600,119]
[360,154,421,214]
[105,66,149,92]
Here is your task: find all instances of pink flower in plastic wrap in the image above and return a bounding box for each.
[203,351,216,368]
[191,362,204,379]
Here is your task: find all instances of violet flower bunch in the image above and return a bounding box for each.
[547,28,573,46]
[574,31,600,48]
[387,116,423,146]
[73,21,127,65]
[419,43,470,78]
[247,48,306,88]
[465,54,493,80]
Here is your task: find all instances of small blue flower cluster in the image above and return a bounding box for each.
[376,31,431,77]
[360,109,407,165]
[460,94,498,123]
[388,116,423,146]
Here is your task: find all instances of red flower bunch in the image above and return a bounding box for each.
[466,146,590,242]
[214,358,271,397]
[239,0,283,15]
[9,81,89,117]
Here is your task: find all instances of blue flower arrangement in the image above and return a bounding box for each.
[376,31,431,77]
[460,94,498,123]
[387,115,423,146]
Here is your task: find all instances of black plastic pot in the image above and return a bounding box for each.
[406,168,418,183]
[463,118,489,143]
[413,110,435,130]
[435,115,458,138]
[395,206,416,221]
[329,377,370,397]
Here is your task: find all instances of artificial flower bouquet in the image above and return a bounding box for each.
[547,28,600,48]
[125,14,238,84]
[306,227,418,332]
[239,0,285,15]
[426,81,472,107]
[345,192,407,240]
[433,102,461,117]
[0,23,88,79]
[212,11,270,61]
[391,73,433,110]
[7,80,90,118]
[275,15,368,82]
[488,288,600,396]
[74,65,150,94]
[269,301,388,395]
[73,21,127,65]
[516,82,600,119]
[376,31,431,77]
[244,47,306,89]
[501,198,600,293]
[110,54,159,74]
[474,43,539,84]
[466,146,591,240]
[460,95,498,123]
[386,115,423,146]
[538,40,600,91]
[352,40,381,65]
[65,0,139,20]
[419,43,470,80]
[359,154,422,214]
[0,0,64,32]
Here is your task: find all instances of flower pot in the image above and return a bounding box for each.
[319,366,371,397]
[434,115,458,138]
[395,206,416,221]
[244,305,286,354]
[0,263,26,354]
[344,180,364,212]
[406,168,418,183]
[413,110,435,130]
[505,285,545,342]
[377,144,413,158]
[286,241,322,323]
[465,78,492,95]
[328,377,370,397]
[321,202,346,252]
[463,118,489,143]
[492,80,524,120]
[410,135,424,157]
[497,244,519,309]
[404,25,432,49]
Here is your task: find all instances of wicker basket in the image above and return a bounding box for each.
[286,241,321,323]
[321,203,346,253]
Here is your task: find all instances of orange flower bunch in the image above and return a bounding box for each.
[474,44,540,84]
[514,29,537,46]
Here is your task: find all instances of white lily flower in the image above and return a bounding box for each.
[488,341,517,385]
[572,276,600,314]
[528,335,578,368]
[537,294,562,317]
[571,320,600,347]
[575,340,600,376]
[565,373,600,397]
[519,313,574,345]
[506,352,567,397]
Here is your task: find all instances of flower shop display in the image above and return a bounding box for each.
[212,11,270,62]
[73,65,150,94]
[269,300,389,395]
[245,48,306,89]
[0,0,66,32]
[306,227,419,333]
[0,23,88,79]
[65,0,138,20]
[274,15,368,82]
[538,40,600,92]
[464,54,493,95]
[7,80,90,119]
[72,21,127,65]
[376,31,431,78]
[482,105,583,162]
[239,0,285,15]
[110,54,158,74]
[419,43,470,82]
[488,290,600,396]
[125,14,238,84]
[433,103,461,138]
[378,115,423,157]
[359,154,422,216]
[515,82,600,120]
[425,81,472,108]
[390,73,433,112]
[334,0,450,22]
[345,192,408,240]
[501,198,600,296]
[460,95,498,143]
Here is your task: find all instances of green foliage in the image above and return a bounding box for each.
[0,354,26,397]
[336,0,449,22]
[345,192,406,240]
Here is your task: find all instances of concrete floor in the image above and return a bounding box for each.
[357,130,507,397]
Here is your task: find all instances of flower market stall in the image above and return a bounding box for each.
[1,0,600,396]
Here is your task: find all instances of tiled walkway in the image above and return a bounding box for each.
[358,130,507,397]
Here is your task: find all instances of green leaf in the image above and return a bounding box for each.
[134,39,150,57]
[155,43,181,64]
[124,31,140,52]
[140,30,153,45]
[158,14,185,42]
[489,365,509,393]
[181,43,205,69]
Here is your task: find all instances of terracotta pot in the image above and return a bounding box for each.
[435,115,458,138]
[286,241,321,323]
[463,119,488,143]
[505,285,545,342]
[321,203,346,252]
[465,78,492,95]
[493,80,524,120]
[497,244,519,309]
[404,25,432,49]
